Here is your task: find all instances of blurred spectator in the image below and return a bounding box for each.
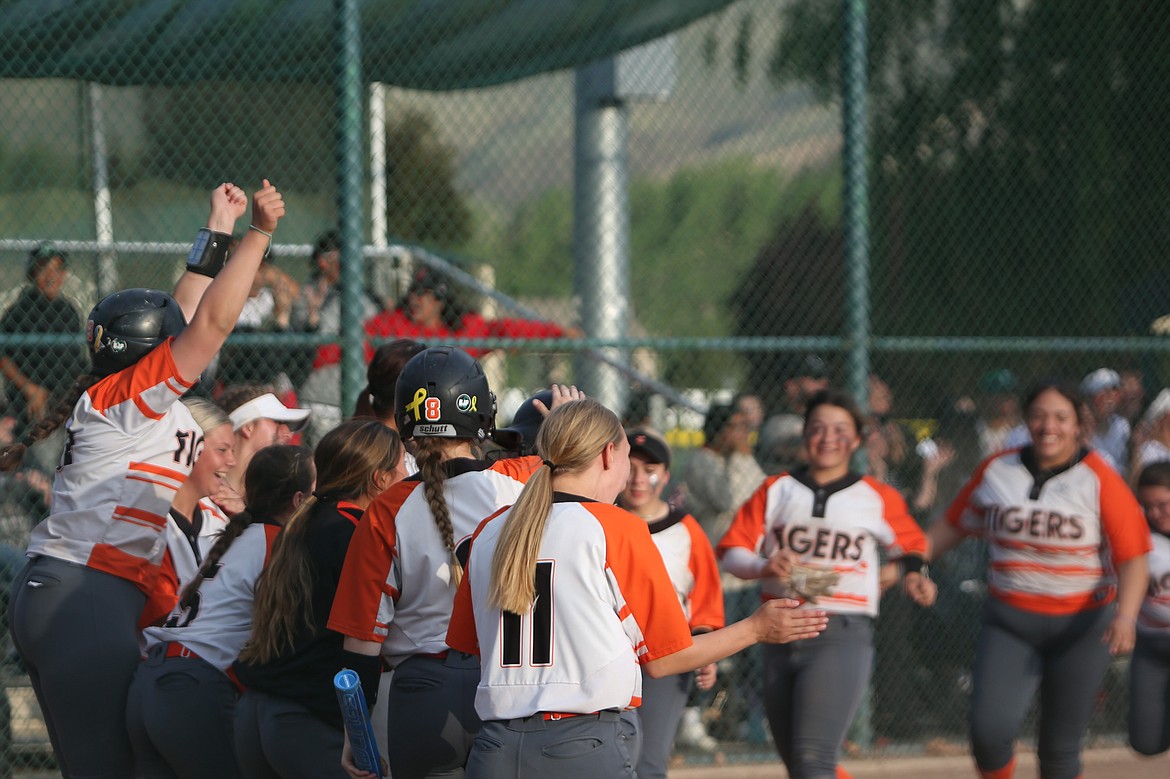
[683,401,766,546]
[291,229,380,349]
[0,243,85,427]
[755,413,805,475]
[1080,367,1131,474]
[865,373,917,490]
[292,230,382,440]
[779,354,830,415]
[974,368,1024,457]
[734,392,765,433]
[912,399,983,521]
[1132,388,1170,475]
[217,236,305,389]
[622,388,655,430]
[1119,367,1148,426]
[364,267,575,358]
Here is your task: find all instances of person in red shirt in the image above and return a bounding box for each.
[365,268,573,359]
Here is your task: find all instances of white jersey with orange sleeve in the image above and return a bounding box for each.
[328,456,538,667]
[717,469,927,617]
[647,508,725,632]
[944,447,1151,615]
[447,498,694,721]
[1139,533,1170,636]
[142,520,281,672]
[26,339,198,592]
[142,498,234,629]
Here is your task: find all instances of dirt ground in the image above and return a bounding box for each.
[671,746,1159,778]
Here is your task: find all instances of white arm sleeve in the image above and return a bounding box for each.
[721,546,770,581]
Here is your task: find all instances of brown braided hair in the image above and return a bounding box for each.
[412,436,465,587]
[0,373,98,471]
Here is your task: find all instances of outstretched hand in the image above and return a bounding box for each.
[534,384,585,416]
[208,182,247,233]
[751,598,828,644]
[251,179,286,234]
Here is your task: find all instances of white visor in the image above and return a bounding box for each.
[228,393,311,432]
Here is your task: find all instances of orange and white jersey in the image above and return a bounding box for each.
[142,499,233,629]
[944,447,1150,616]
[647,509,725,632]
[1140,533,1170,636]
[718,470,927,617]
[447,498,694,721]
[27,339,198,592]
[143,519,281,672]
[328,456,538,667]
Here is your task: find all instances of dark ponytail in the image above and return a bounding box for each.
[176,445,314,615]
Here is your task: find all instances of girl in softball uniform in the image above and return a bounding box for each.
[446,398,829,779]
[139,397,236,629]
[1127,461,1170,756]
[329,349,566,779]
[2,181,284,777]
[619,427,724,779]
[126,444,314,779]
[233,419,404,779]
[718,389,935,779]
[928,379,1150,779]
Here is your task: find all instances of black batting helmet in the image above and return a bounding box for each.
[86,288,187,377]
[395,346,495,441]
[492,389,552,455]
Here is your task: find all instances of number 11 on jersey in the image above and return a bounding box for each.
[501,560,554,667]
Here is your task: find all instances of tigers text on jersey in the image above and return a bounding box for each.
[27,339,198,591]
[944,448,1150,615]
[718,470,927,617]
[328,456,538,667]
[446,499,694,721]
[1140,533,1170,635]
[647,509,725,631]
[142,520,281,671]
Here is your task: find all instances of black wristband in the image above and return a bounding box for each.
[186,228,232,278]
[340,649,383,707]
[901,555,927,577]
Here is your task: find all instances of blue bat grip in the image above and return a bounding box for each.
[334,668,381,775]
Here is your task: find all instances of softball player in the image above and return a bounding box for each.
[139,397,236,630]
[329,348,563,779]
[618,427,724,779]
[1131,461,1170,756]
[718,389,935,779]
[127,445,313,778]
[233,420,404,779]
[1,181,284,777]
[446,399,829,779]
[928,379,1150,779]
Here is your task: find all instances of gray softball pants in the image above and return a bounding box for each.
[125,644,242,779]
[635,669,690,779]
[387,651,481,778]
[762,614,874,779]
[9,556,145,779]
[233,689,349,779]
[1128,631,1170,756]
[466,709,637,779]
[968,598,1112,779]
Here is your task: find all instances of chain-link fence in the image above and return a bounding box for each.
[0,0,1166,774]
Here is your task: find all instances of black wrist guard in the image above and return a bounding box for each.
[186,228,232,278]
[340,650,383,707]
[901,555,928,577]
